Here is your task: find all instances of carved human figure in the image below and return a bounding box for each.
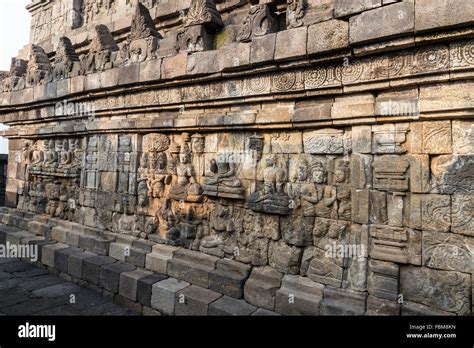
[304,160,337,219]
[60,139,72,168]
[203,156,244,199]
[168,143,202,202]
[30,141,44,170]
[43,139,58,170]
[148,152,171,198]
[248,156,290,215]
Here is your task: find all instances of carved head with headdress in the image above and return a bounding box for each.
[311,159,326,184]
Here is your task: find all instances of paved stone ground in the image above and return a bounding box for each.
[0,258,133,316]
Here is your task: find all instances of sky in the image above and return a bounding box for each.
[0,0,31,154]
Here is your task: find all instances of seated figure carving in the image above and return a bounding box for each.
[203,156,245,199]
[248,156,290,215]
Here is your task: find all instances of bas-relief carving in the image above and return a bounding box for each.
[11,118,473,314]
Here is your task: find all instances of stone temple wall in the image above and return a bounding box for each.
[0,0,472,316]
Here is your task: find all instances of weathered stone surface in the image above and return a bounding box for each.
[82,256,116,285]
[208,259,251,299]
[119,268,153,301]
[167,249,218,288]
[349,2,415,44]
[209,296,257,316]
[367,260,399,301]
[415,0,474,32]
[366,295,400,316]
[308,20,349,55]
[250,33,276,64]
[275,275,324,315]
[54,247,82,274]
[334,0,382,18]
[68,251,97,279]
[175,285,222,316]
[320,287,367,315]
[0,0,473,318]
[268,240,303,275]
[422,231,473,274]
[137,273,168,307]
[332,94,375,118]
[41,243,69,268]
[400,266,471,315]
[244,266,283,311]
[431,155,474,194]
[274,27,308,61]
[151,278,190,315]
[145,244,178,275]
[99,261,136,294]
[401,301,456,316]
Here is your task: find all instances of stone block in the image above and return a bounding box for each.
[151,278,190,315]
[167,249,219,288]
[320,287,367,315]
[308,20,349,55]
[51,226,68,243]
[422,231,473,274]
[83,256,116,285]
[367,259,399,301]
[415,0,474,32]
[268,240,303,275]
[208,259,252,299]
[29,240,58,263]
[119,268,153,302]
[349,2,415,44]
[137,273,168,307]
[452,120,474,155]
[275,275,324,316]
[145,244,178,274]
[352,189,369,223]
[218,43,250,71]
[161,53,187,79]
[400,266,470,315]
[54,247,82,274]
[139,58,162,82]
[125,247,148,268]
[332,93,375,118]
[401,301,455,316]
[292,99,332,123]
[366,295,400,316]
[175,285,222,316]
[109,242,130,262]
[209,296,257,316]
[41,243,69,268]
[99,261,136,294]
[67,251,97,279]
[118,64,140,85]
[334,0,381,18]
[244,266,283,311]
[187,51,219,75]
[251,308,281,316]
[250,33,276,64]
[274,27,308,61]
